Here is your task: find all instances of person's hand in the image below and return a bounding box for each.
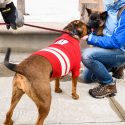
[0,2,24,30]
[0,2,17,29]
[82,35,89,41]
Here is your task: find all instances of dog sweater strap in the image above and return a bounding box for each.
[117,5,125,20]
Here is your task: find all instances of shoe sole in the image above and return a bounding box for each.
[89,91,117,99]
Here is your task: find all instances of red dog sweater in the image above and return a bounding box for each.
[33,33,81,78]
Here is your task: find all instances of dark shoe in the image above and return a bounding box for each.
[89,83,117,98]
[112,66,124,79]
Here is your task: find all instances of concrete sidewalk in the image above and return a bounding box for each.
[0,53,125,125]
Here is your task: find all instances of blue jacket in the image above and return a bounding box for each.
[88,9,125,50]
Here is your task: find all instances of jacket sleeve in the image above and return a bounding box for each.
[87,10,125,49]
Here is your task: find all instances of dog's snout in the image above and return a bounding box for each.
[87,19,100,32]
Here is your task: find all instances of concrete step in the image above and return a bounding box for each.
[0,22,69,52]
[0,32,60,52]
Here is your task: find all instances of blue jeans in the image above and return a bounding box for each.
[81,47,125,85]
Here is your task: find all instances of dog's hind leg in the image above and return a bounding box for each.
[35,86,51,125]
[4,77,24,125]
[35,102,51,125]
[26,80,51,125]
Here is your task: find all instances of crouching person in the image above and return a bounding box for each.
[80,0,125,98]
[0,0,24,29]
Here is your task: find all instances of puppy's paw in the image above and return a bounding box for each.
[55,88,62,93]
[72,94,79,100]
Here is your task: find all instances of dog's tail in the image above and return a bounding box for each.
[4,48,20,73]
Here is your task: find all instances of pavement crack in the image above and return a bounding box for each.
[109,96,125,121]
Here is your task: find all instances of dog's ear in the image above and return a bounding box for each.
[86,8,92,16]
[100,11,108,20]
[81,24,87,37]
[63,20,87,39]
[63,20,81,31]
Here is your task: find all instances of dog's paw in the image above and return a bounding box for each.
[4,119,13,125]
[55,88,62,93]
[72,94,79,100]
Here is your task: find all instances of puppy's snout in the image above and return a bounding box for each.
[87,20,100,32]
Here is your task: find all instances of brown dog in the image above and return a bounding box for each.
[3,20,87,125]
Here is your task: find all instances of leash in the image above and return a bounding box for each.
[0,22,70,34]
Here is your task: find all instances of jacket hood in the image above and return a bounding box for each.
[106,0,125,11]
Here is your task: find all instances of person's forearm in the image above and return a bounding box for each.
[87,34,120,49]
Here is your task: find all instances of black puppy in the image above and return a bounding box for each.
[86,8,107,35]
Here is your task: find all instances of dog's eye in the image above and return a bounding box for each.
[95,19,100,21]
[90,18,100,23]
[90,14,100,20]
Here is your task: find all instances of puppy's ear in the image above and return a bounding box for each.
[86,8,92,16]
[100,11,108,20]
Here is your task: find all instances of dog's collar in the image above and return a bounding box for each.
[63,30,80,40]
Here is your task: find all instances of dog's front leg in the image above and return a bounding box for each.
[72,77,79,99]
[55,78,62,93]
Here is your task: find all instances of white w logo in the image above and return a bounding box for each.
[55,39,69,45]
